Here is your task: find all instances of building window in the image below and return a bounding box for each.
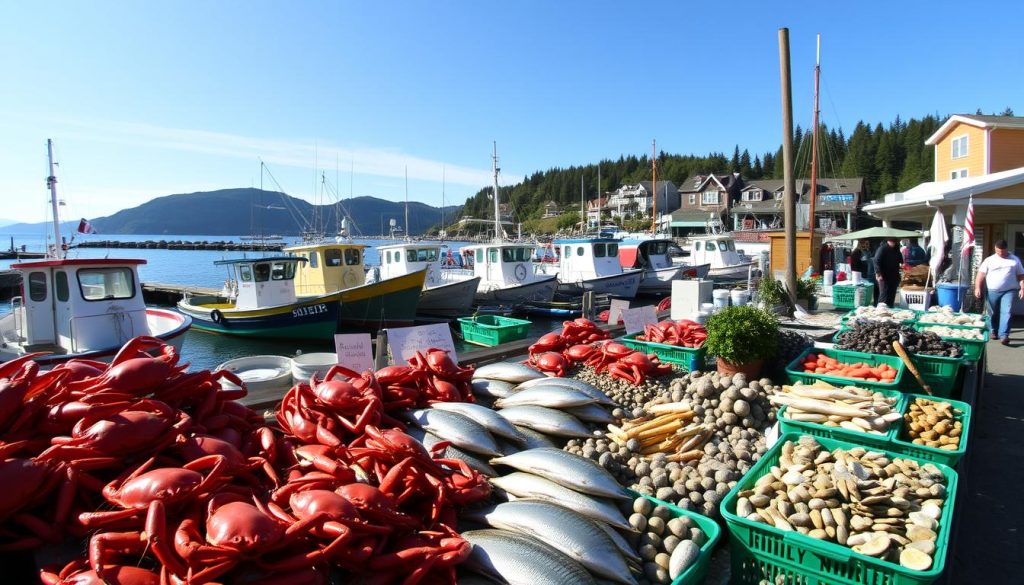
[950,169,968,179]
[702,191,720,205]
[742,190,762,202]
[688,194,696,205]
[951,135,968,159]
[775,191,783,200]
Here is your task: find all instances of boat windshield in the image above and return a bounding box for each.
[77,267,135,301]
[650,242,668,255]
[594,243,606,258]
[408,248,438,262]
[717,241,728,252]
[501,247,531,262]
[344,249,361,266]
[325,249,343,266]
[270,262,296,280]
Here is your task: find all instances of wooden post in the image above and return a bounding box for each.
[583,291,594,320]
[778,28,798,305]
[374,330,390,369]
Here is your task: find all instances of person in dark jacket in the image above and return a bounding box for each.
[874,237,904,306]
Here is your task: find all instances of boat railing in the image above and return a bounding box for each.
[9,296,24,341]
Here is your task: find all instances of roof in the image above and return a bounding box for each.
[11,258,147,269]
[925,114,1024,145]
[864,165,1024,212]
[638,180,677,195]
[743,177,864,197]
[376,242,441,250]
[823,227,923,242]
[285,242,367,252]
[553,238,619,245]
[213,255,307,265]
[670,209,721,222]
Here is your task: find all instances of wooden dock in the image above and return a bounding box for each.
[142,282,220,304]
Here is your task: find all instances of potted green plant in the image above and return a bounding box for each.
[795,277,819,310]
[704,305,780,377]
[755,274,789,315]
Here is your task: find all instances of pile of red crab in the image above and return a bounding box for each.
[526,318,674,385]
[633,319,707,349]
[0,336,488,585]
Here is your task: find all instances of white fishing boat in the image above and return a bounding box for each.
[441,143,557,305]
[537,238,643,298]
[375,242,480,317]
[618,238,710,294]
[686,233,757,280]
[0,140,191,365]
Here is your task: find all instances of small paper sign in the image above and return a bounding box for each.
[621,305,659,335]
[608,299,630,325]
[334,333,374,372]
[765,421,780,449]
[386,323,457,364]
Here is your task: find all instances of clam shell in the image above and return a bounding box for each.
[900,548,933,571]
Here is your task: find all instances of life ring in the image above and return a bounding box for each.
[342,271,357,288]
[514,264,527,282]
[210,309,223,324]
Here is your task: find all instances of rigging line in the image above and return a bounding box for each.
[260,161,311,233]
[317,173,362,236]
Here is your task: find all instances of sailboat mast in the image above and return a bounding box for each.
[808,34,821,250]
[441,166,446,239]
[651,139,657,233]
[404,166,410,240]
[596,165,601,230]
[580,174,585,234]
[492,141,501,242]
[46,139,64,259]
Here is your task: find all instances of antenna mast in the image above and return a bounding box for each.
[492,141,501,242]
[651,139,657,233]
[46,139,64,259]
[808,34,821,254]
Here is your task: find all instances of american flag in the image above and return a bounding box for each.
[961,196,974,257]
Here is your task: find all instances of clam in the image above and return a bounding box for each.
[900,548,933,571]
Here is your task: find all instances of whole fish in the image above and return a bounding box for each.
[429,402,525,443]
[491,448,629,500]
[496,405,591,438]
[473,362,546,384]
[596,520,642,564]
[512,425,557,450]
[462,529,596,585]
[404,425,498,477]
[404,409,502,458]
[471,378,516,400]
[490,472,630,529]
[565,403,617,424]
[515,377,615,406]
[475,500,637,584]
[494,386,595,409]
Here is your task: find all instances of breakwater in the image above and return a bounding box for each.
[74,239,284,251]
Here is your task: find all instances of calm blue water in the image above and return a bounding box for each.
[0,233,554,372]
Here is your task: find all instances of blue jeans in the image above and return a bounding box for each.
[987,288,1016,339]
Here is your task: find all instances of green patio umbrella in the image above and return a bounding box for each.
[823,226,924,242]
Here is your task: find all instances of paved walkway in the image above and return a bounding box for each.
[948,318,1024,583]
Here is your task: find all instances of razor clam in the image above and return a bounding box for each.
[490,472,630,529]
[428,401,525,443]
[495,386,596,409]
[474,362,546,383]
[403,409,502,457]
[496,405,591,438]
[462,529,596,585]
[514,377,615,405]
[491,448,629,499]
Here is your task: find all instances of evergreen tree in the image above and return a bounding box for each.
[739,149,752,176]
[753,155,763,178]
[730,146,741,172]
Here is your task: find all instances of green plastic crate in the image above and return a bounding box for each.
[721,432,959,585]
[628,489,721,585]
[890,394,971,468]
[777,387,906,451]
[785,347,905,390]
[832,283,874,308]
[618,333,707,372]
[457,315,531,347]
[912,323,986,361]
[898,353,963,397]
[913,310,989,330]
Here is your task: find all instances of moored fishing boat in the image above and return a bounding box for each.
[176,256,342,340]
[618,238,710,294]
[686,233,757,281]
[538,238,642,298]
[374,242,480,317]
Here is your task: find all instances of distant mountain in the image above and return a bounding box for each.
[3,189,461,237]
[0,218,18,227]
[1,220,81,235]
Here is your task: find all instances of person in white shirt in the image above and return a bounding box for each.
[974,239,1024,345]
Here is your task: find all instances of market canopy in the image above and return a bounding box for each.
[823,226,923,242]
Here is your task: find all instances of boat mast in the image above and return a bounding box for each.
[808,34,821,253]
[404,166,410,241]
[597,165,601,229]
[580,174,585,234]
[441,166,446,239]
[492,141,501,242]
[46,139,64,259]
[650,139,657,233]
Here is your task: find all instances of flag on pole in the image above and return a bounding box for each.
[77,218,96,234]
[961,196,975,257]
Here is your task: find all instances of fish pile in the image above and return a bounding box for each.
[845,305,917,322]
[771,382,902,435]
[734,437,948,572]
[916,307,986,327]
[836,321,964,358]
[915,324,986,340]
[901,397,963,451]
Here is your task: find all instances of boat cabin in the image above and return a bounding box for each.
[377,243,445,287]
[215,256,307,310]
[619,239,674,270]
[8,259,151,352]
[285,243,366,296]
[459,243,540,285]
[689,236,744,268]
[553,238,623,280]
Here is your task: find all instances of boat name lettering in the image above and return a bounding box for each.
[292,304,328,318]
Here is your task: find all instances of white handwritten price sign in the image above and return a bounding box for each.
[333,333,374,372]
[622,305,659,335]
[386,323,457,364]
[608,299,630,325]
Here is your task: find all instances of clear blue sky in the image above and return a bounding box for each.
[2,0,1021,223]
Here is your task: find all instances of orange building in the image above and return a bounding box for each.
[925,114,1024,181]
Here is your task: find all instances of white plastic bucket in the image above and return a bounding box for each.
[712,289,731,310]
[217,355,295,392]
[291,352,340,383]
[823,270,835,287]
[690,311,708,325]
[730,290,751,307]
[700,302,715,313]
[851,271,862,285]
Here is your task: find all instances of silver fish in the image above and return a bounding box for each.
[497,405,591,438]
[512,425,557,450]
[429,402,525,443]
[494,386,596,409]
[565,403,617,424]
[490,472,630,529]
[474,362,546,384]
[404,425,498,477]
[514,377,615,406]
[404,409,502,458]
[596,521,642,564]
[477,500,637,584]
[491,448,629,500]
[462,529,596,585]
[471,378,517,399]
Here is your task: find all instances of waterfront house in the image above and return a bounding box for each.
[732,178,864,232]
[542,200,562,218]
[585,196,609,227]
[607,181,679,220]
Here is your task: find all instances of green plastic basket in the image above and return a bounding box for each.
[832,283,874,308]
[618,333,707,372]
[912,323,986,361]
[898,353,963,397]
[890,394,971,468]
[777,387,906,451]
[785,347,905,390]
[721,432,959,585]
[457,315,531,347]
[628,489,721,585]
[913,311,989,330]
